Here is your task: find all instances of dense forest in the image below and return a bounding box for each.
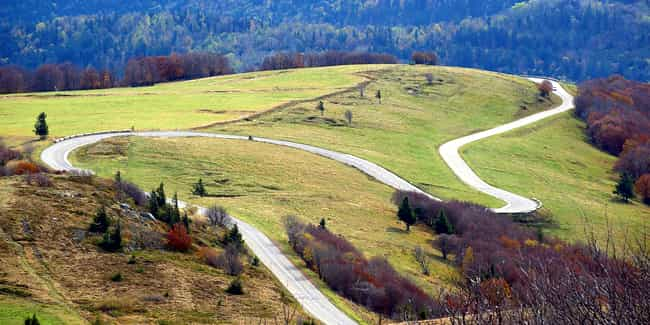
[1,0,648,81]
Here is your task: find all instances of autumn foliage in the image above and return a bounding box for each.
[123,52,232,87]
[260,51,397,71]
[166,224,192,252]
[411,51,439,65]
[634,174,650,204]
[575,75,650,156]
[285,216,437,319]
[394,190,650,323]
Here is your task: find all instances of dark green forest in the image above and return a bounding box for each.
[1,0,648,81]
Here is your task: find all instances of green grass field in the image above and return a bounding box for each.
[462,113,649,243]
[72,136,458,324]
[0,297,86,325]
[0,65,377,138]
[211,65,558,207]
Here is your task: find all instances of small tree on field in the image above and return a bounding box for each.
[33,112,49,140]
[434,208,454,234]
[344,110,353,125]
[538,80,553,98]
[425,73,434,85]
[226,277,244,295]
[414,246,430,275]
[100,221,122,252]
[24,314,40,325]
[397,197,416,231]
[223,224,244,251]
[206,205,229,227]
[316,101,325,116]
[375,90,382,104]
[359,85,365,97]
[89,206,110,233]
[192,178,206,196]
[182,213,190,233]
[434,234,458,260]
[634,174,650,205]
[319,218,326,229]
[614,173,635,202]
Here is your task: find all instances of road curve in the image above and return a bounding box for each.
[40,77,574,323]
[42,130,440,325]
[438,79,575,213]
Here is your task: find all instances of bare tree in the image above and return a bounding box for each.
[425,73,434,85]
[359,84,365,97]
[216,244,243,276]
[344,110,353,125]
[414,246,430,275]
[206,205,229,227]
[433,234,458,260]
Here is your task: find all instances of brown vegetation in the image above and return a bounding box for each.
[260,51,397,71]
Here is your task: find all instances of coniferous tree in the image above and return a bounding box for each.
[434,208,454,234]
[156,182,166,207]
[319,218,326,229]
[182,213,190,233]
[397,197,416,231]
[316,101,325,116]
[223,224,244,251]
[192,178,207,196]
[614,173,635,202]
[100,221,122,252]
[148,190,159,217]
[89,206,110,233]
[33,112,49,139]
[375,90,382,104]
[24,314,40,325]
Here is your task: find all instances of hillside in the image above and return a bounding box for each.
[1,0,648,80]
[0,174,308,324]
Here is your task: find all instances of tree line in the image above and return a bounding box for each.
[0,52,232,93]
[259,51,399,71]
[575,75,650,204]
[0,0,647,81]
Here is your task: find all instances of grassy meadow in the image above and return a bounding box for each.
[462,113,649,243]
[0,65,377,139]
[212,65,559,207]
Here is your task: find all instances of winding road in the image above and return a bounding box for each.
[41,78,573,324]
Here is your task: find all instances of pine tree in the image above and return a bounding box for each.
[434,209,454,234]
[223,224,244,251]
[114,170,122,184]
[316,101,325,116]
[156,182,166,207]
[24,314,40,325]
[319,218,326,229]
[614,173,635,202]
[148,190,159,217]
[89,206,110,233]
[182,213,190,233]
[33,112,49,139]
[192,178,206,196]
[375,90,382,104]
[397,197,416,231]
[100,221,122,252]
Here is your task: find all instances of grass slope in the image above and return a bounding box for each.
[462,113,649,242]
[0,65,377,138]
[0,175,305,324]
[72,136,459,323]
[211,65,558,207]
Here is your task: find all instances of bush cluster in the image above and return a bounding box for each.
[285,216,437,319]
[395,190,650,323]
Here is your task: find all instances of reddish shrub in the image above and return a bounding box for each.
[285,216,438,319]
[166,224,192,252]
[634,174,650,204]
[6,160,40,175]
